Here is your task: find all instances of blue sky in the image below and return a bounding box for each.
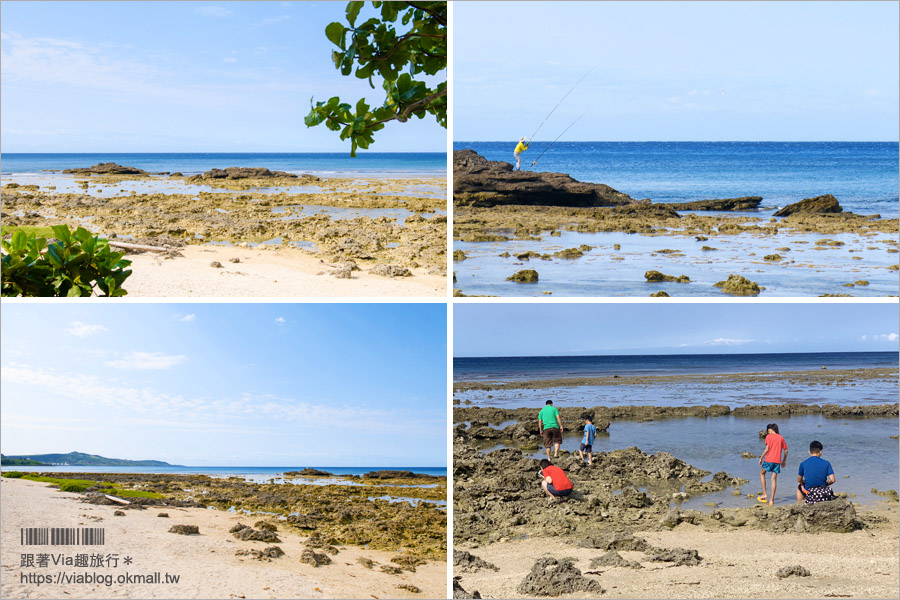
[454,303,900,357]
[1,303,447,466]
[455,1,899,142]
[0,1,446,152]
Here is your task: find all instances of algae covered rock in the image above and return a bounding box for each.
[774,194,843,217]
[507,269,539,283]
[453,550,499,573]
[230,523,281,543]
[645,270,690,283]
[516,557,603,596]
[453,249,468,261]
[650,291,669,297]
[553,247,584,259]
[714,274,762,295]
[776,565,810,578]
[168,524,199,535]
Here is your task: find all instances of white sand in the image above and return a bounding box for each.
[123,246,446,297]
[456,506,899,599]
[1,478,445,599]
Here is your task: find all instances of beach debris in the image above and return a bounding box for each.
[107,240,173,253]
[113,510,126,516]
[773,194,843,217]
[230,523,281,543]
[644,270,690,283]
[589,550,643,569]
[370,263,411,278]
[356,557,378,569]
[772,498,862,533]
[395,584,420,593]
[507,269,539,283]
[236,546,284,561]
[299,548,332,567]
[453,550,499,573]
[453,249,468,261]
[104,494,130,504]
[453,577,482,599]
[776,565,811,578]
[168,524,199,535]
[516,557,603,596]
[714,274,762,295]
[210,261,223,268]
[649,547,702,566]
[157,512,169,518]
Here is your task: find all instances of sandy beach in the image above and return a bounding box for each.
[455,505,899,599]
[125,245,446,297]
[1,478,445,599]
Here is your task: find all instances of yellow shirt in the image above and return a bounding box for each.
[514,141,529,154]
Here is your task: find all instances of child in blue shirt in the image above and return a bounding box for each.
[796,440,836,504]
[578,417,598,465]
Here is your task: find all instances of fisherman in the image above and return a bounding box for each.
[513,137,529,170]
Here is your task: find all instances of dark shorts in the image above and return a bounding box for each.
[761,461,781,474]
[547,483,572,497]
[800,484,835,504]
[542,428,562,447]
[580,443,592,453]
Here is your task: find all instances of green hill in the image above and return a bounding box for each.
[1,452,174,467]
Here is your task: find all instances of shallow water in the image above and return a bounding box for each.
[454,374,899,409]
[454,229,899,297]
[472,415,899,508]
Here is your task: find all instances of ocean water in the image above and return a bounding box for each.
[454,352,899,409]
[476,416,899,508]
[455,351,898,382]
[0,465,447,478]
[1,152,447,178]
[454,141,899,218]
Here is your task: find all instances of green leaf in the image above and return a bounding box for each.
[325,22,345,47]
[345,1,364,26]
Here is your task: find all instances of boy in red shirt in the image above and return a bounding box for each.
[758,423,788,506]
[539,459,573,502]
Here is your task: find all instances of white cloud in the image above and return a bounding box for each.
[65,321,108,338]
[274,317,286,324]
[223,57,237,63]
[254,15,292,28]
[103,352,188,370]
[872,333,899,342]
[705,337,755,346]
[194,6,233,18]
[180,314,196,322]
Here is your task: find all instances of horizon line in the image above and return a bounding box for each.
[454,349,898,359]
[454,140,900,144]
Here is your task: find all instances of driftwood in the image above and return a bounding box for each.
[104,494,131,505]
[106,241,170,253]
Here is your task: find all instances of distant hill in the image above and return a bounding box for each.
[1,452,174,467]
[0,457,47,466]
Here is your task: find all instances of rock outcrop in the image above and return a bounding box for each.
[516,557,603,596]
[774,194,843,217]
[63,163,148,175]
[185,167,315,182]
[453,149,636,208]
[665,196,763,211]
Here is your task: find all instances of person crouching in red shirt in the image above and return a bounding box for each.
[539,459,573,502]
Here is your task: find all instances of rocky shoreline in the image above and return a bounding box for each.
[4,471,447,558]
[2,165,448,280]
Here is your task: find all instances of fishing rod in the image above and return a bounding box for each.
[527,110,589,171]
[526,64,597,143]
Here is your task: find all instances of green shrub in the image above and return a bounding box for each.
[59,481,90,493]
[1,224,132,296]
[2,471,25,478]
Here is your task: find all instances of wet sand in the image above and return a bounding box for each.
[1,478,445,599]
[125,245,445,297]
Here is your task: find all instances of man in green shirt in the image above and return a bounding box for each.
[538,400,563,460]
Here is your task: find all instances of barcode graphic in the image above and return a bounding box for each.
[20,528,105,545]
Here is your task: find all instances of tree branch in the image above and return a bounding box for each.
[407,2,447,26]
